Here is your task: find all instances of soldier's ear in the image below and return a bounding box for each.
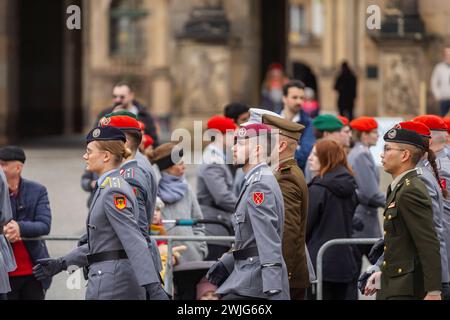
[103,151,112,163]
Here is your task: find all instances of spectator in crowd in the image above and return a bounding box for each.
[0,147,52,300]
[302,87,320,119]
[306,140,358,300]
[96,82,160,146]
[261,63,289,113]
[1,167,15,300]
[334,61,357,121]
[280,80,316,171]
[148,142,208,264]
[431,46,450,116]
[196,277,219,300]
[197,116,237,260]
[224,102,250,126]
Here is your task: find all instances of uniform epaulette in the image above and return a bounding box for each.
[101,177,121,189]
[251,170,262,184]
[279,165,292,174]
[415,167,423,176]
[121,168,135,180]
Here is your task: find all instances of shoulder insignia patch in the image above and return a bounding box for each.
[110,177,121,188]
[114,195,127,210]
[100,177,111,189]
[252,192,264,206]
[120,168,135,179]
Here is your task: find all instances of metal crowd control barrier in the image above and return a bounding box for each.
[24,235,235,297]
[315,238,379,300]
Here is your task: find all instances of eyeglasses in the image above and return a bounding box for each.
[383,146,406,153]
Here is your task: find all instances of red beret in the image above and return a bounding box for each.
[100,115,141,131]
[413,115,448,132]
[142,134,154,149]
[236,123,272,139]
[337,116,349,126]
[207,116,237,134]
[443,118,450,134]
[350,117,378,132]
[396,121,431,137]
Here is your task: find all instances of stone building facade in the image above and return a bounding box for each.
[1,0,450,143]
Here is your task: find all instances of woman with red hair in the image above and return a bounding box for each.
[306,139,358,300]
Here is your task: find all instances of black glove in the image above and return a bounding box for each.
[368,239,385,265]
[357,270,374,295]
[206,260,229,287]
[144,283,170,300]
[442,283,450,300]
[33,258,67,281]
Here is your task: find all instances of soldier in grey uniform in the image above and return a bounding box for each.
[100,112,163,276]
[347,117,384,298]
[197,116,238,260]
[207,123,290,300]
[1,168,16,299]
[33,127,166,300]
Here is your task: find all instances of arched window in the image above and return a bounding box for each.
[109,0,148,57]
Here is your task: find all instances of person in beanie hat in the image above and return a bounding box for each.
[0,147,52,300]
[207,123,290,300]
[197,116,238,260]
[34,126,167,300]
[148,142,208,264]
[364,125,442,300]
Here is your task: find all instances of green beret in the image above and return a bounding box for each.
[312,114,343,132]
[105,110,138,119]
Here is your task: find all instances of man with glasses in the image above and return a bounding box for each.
[363,125,442,300]
[96,83,160,147]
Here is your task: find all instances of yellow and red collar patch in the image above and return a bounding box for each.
[114,195,127,210]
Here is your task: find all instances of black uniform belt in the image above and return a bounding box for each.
[87,250,128,264]
[232,246,259,260]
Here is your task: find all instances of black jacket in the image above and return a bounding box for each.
[96,100,160,147]
[11,179,52,289]
[306,166,358,283]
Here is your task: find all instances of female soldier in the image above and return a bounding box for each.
[33,126,165,300]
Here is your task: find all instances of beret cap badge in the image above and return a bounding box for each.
[93,129,101,138]
[387,129,397,139]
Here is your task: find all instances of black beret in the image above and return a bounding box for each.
[0,146,26,163]
[86,126,126,144]
[383,127,425,150]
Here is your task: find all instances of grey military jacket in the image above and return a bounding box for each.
[435,149,450,280]
[417,162,449,283]
[216,163,290,300]
[197,144,237,239]
[65,170,156,300]
[135,151,163,272]
[1,169,16,294]
[348,142,384,238]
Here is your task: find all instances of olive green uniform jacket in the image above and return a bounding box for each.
[378,170,441,300]
[275,159,310,289]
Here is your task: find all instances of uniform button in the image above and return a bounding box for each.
[384,246,387,251]
[384,216,386,220]
[98,270,102,275]
[384,231,387,236]
[383,261,387,267]
[398,268,402,274]
[388,215,392,220]
[249,258,253,262]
